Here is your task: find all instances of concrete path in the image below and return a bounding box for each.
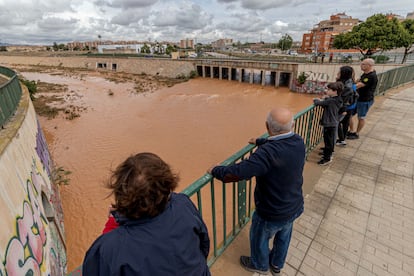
[210,84,414,276]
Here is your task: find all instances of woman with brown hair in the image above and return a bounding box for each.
[83,152,210,276]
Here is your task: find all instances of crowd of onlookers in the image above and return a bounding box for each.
[313,58,378,165]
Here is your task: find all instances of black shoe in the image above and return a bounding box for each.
[270,264,281,275]
[318,158,332,166]
[347,132,359,139]
[239,256,269,274]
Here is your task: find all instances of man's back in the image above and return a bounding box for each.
[253,133,305,221]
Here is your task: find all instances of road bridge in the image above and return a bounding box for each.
[193,59,298,88]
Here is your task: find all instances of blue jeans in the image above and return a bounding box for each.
[249,209,302,270]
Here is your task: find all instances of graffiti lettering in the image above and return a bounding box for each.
[303,71,329,82]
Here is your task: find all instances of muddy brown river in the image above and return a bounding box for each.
[22,71,315,270]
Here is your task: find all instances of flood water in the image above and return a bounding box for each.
[22,71,315,271]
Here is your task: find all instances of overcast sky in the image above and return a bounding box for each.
[0,0,413,45]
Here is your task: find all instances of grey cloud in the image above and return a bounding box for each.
[152,3,212,30]
[37,17,79,31]
[96,0,158,9]
[240,0,308,10]
[111,9,149,25]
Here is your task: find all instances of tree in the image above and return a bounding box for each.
[277,34,293,52]
[165,44,176,55]
[53,42,59,51]
[333,14,405,58]
[400,19,414,64]
[141,43,151,54]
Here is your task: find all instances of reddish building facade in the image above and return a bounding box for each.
[301,13,361,54]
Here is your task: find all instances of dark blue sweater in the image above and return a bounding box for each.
[211,133,305,221]
[82,193,210,276]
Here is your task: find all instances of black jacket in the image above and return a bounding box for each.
[82,193,210,276]
[339,79,354,113]
[314,96,343,127]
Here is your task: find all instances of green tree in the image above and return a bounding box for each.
[53,42,59,51]
[277,34,293,52]
[165,44,176,55]
[141,43,151,54]
[0,46,7,51]
[333,14,405,58]
[400,19,414,64]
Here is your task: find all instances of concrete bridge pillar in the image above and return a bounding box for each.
[202,66,206,78]
[219,67,222,80]
[261,70,266,86]
[239,69,243,82]
[228,67,231,81]
[275,71,280,88]
[249,70,254,84]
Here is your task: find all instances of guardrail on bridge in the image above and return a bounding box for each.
[0,66,22,128]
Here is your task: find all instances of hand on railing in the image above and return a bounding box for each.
[207,163,220,174]
[248,137,256,145]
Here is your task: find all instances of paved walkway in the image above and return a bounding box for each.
[211,84,414,276]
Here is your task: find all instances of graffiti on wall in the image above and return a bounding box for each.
[36,119,65,235]
[36,120,51,176]
[3,162,48,276]
[2,121,66,275]
[293,71,329,94]
[304,71,330,82]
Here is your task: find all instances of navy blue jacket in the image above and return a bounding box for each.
[211,133,305,221]
[82,193,210,276]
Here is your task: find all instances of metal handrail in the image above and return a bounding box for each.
[0,66,22,127]
[181,64,414,267]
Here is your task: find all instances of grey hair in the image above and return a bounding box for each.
[266,112,293,134]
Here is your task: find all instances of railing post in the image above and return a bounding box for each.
[237,180,247,226]
[305,107,315,156]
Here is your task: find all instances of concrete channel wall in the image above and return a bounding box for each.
[0,55,402,94]
[0,84,66,275]
[0,55,195,78]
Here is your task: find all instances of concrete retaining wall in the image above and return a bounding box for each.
[0,55,196,78]
[295,63,402,93]
[0,85,66,275]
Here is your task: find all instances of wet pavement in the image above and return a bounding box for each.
[210,83,414,276]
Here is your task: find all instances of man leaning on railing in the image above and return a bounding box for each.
[207,107,305,275]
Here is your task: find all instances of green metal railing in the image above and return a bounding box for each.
[181,104,325,267]
[63,64,413,275]
[375,64,414,96]
[180,64,414,267]
[0,66,22,127]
